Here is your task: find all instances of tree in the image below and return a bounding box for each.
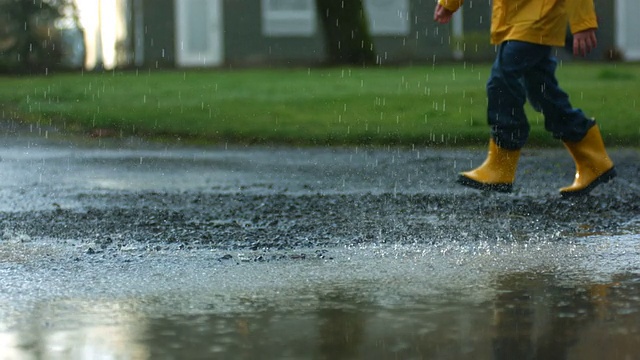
[0,0,83,73]
[315,0,376,66]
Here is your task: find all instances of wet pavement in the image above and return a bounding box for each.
[1,123,640,359]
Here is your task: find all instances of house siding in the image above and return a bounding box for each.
[224,1,325,67]
[140,0,175,68]
[371,0,455,65]
[594,0,616,60]
[134,0,618,69]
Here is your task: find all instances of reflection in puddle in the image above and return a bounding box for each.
[0,323,149,359]
[1,236,640,359]
[3,279,640,359]
[0,301,150,359]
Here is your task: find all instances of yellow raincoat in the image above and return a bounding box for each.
[438,0,598,47]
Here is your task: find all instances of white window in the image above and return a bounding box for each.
[616,0,640,60]
[262,0,316,37]
[175,0,224,67]
[365,0,410,36]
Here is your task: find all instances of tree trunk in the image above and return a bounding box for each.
[315,0,376,66]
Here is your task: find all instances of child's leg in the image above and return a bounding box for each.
[524,54,615,196]
[456,41,545,193]
[523,55,595,141]
[486,41,549,150]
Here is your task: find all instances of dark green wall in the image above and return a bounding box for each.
[370,0,456,65]
[141,0,175,68]
[223,0,455,67]
[594,0,616,60]
[460,0,495,61]
[137,0,617,68]
[223,0,324,67]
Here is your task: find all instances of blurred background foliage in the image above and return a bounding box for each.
[0,0,84,73]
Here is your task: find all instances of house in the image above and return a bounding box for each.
[130,0,456,69]
[78,0,639,70]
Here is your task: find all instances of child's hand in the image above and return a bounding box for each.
[434,4,454,24]
[573,29,597,57]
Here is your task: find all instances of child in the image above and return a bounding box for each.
[434,0,616,197]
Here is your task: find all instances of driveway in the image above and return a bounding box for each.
[1,124,639,359]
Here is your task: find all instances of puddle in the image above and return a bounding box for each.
[1,235,639,359]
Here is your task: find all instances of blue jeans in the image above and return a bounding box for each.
[486,41,595,150]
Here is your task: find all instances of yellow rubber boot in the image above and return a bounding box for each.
[560,125,616,197]
[457,139,520,193]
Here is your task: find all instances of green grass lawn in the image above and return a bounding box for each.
[1,62,639,147]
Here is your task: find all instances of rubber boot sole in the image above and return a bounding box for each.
[560,167,617,198]
[456,174,513,193]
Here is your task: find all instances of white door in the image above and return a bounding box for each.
[616,0,640,60]
[364,0,410,36]
[175,0,223,67]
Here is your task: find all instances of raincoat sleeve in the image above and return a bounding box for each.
[566,0,598,34]
[437,0,463,12]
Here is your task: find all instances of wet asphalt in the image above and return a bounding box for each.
[1,124,639,260]
[1,122,640,357]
